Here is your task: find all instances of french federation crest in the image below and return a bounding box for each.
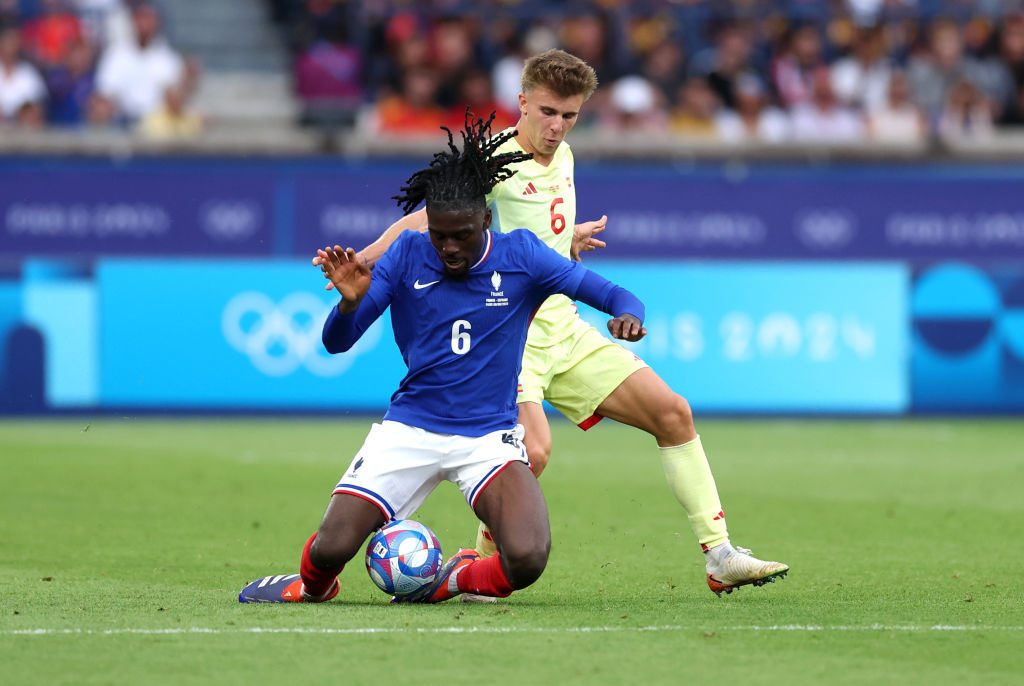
[486,271,507,307]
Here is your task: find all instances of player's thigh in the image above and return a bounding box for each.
[545,329,647,426]
[448,424,530,511]
[332,421,445,523]
[595,367,696,444]
[516,338,557,407]
[471,460,550,559]
[516,400,552,469]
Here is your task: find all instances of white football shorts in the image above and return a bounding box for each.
[332,420,529,521]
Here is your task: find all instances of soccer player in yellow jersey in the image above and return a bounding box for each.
[337,49,788,597]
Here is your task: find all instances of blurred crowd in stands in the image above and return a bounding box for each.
[271,0,1024,144]
[0,0,199,139]
[6,0,1024,146]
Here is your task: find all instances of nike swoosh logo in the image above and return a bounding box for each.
[413,279,440,290]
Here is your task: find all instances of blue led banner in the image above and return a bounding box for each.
[4,159,1024,260]
[575,262,910,413]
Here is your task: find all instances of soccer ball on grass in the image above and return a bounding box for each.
[365,519,443,597]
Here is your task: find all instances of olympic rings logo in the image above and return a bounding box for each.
[221,291,381,377]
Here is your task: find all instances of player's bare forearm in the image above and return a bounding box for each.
[359,208,429,267]
[316,245,371,314]
[313,209,428,292]
[571,214,608,261]
[607,314,646,342]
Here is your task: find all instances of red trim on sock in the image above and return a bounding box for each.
[455,553,515,598]
[300,533,343,598]
[577,413,604,431]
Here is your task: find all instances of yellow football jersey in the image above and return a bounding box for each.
[485,129,578,347]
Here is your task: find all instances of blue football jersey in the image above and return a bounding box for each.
[322,229,642,436]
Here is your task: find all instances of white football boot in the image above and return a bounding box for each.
[705,544,789,596]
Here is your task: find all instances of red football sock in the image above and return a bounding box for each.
[300,533,343,598]
[456,553,515,598]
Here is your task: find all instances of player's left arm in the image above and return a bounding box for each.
[571,214,608,261]
[524,231,645,342]
[571,270,646,342]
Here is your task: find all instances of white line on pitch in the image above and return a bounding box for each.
[5,624,1023,637]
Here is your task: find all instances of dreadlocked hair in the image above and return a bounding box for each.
[393,110,533,215]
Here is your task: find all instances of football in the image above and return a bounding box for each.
[365,519,443,597]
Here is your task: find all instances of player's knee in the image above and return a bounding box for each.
[503,537,550,589]
[654,394,696,444]
[525,435,551,475]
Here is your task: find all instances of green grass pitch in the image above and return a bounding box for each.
[2,417,1022,685]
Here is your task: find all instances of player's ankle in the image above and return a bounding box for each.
[704,541,734,561]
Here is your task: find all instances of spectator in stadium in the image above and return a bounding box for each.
[239,113,648,605]
[0,0,16,27]
[690,21,759,110]
[346,49,790,599]
[0,25,46,127]
[772,22,827,109]
[491,24,556,113]
[558,11,621,86]
[638,36,687,108]
[790,64,865,142]
[447,67,516,132]
[372,65,446,135]
[668,74,719,139]
[866,68,928,142]
[715,72,791,143]
[908,18,991,128]
[997,82,1024,127]
[292,19,363,107]
[831,24,893,113]
[364,13,428,102]
[71,0,133,46]
[429,16,477,108]
[137,81,202,140]
[989,12,1024,119]
[93,1,184,124]
[602,73,668,134]
[44,34,96,125]
[936,76,996,140]
[20,0,82,69]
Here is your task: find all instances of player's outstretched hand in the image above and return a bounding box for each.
[313,250,370,292]
[571,215,608,261]
[317,245,371,312]
[607,314,646,342]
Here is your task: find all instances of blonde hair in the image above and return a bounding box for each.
[521,49,599,101]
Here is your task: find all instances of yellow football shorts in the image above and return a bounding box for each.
[516,316,648,428]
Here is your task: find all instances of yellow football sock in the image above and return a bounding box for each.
[475,521,497,558]
[659,435,729,550]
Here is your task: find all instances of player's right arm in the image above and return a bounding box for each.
[317,245,371,312]
[571,214,608,261]
[319,241,397,354]
[357,207,428,267]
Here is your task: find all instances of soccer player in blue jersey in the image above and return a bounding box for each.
[341,51,788,598]
[238,114,647,604]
